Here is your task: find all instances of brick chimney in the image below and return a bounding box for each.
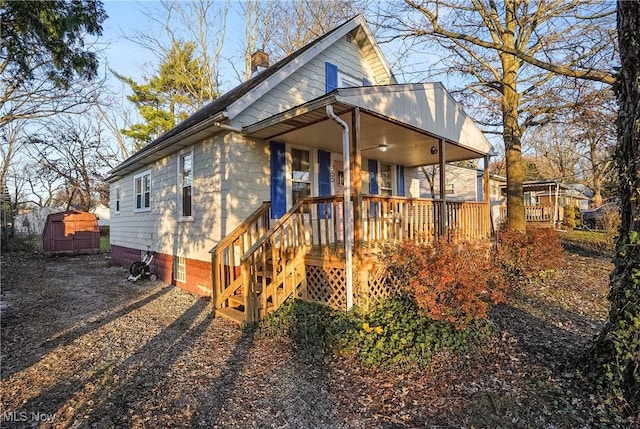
[250,50,269,75]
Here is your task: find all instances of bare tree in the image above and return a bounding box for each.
[24,163,62,208]
[0,121,26,194]
[526,83,617,206]
[26,118,118,212]
[528,123,581,181]
[384,0,617,231]
[123,0,228,101]
[571,87,617,207]
[270,0,361,57]
[229,0,363,83]
[234,0,278,81]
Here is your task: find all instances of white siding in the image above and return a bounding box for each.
[417,164,479,201]
[340,84,492,154]
[406,167,420,198]
[110,135,229,262]
[223,133,271,234]
[232,36,386,127]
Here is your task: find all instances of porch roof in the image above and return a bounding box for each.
[244,84,492,168]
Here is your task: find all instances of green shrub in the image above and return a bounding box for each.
[563,205,577,229]
[260,299,356,363]
[573,205,583,228]
[350,295,492,369]
[260,296,493,370]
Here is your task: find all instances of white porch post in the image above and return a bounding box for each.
[484,154,491,236]
[439,138,447,237]
[326,105,354,311]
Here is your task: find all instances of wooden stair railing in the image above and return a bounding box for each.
[212,195,491,324]
[212,196,345,324]
[240,199,310,323]
[209,202,271,322]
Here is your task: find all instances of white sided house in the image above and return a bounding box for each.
[108,16,494,324]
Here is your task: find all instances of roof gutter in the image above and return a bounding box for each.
[107,111,229,181]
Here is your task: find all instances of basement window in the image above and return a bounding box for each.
[174,256,186,283]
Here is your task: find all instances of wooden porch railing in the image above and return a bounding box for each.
[362,195,490,249]
[213,195,491,324]
[499,205,564,222]
[210,202,271,314]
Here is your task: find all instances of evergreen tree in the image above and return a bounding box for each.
[114,40,217,147]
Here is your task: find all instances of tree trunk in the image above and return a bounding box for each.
[590,140,604,207]
[591,0,640,412]
[502,52,526,232]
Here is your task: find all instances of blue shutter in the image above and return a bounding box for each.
[318,150,331,218]
[326,62,338,93]
[397,165,405,196]
[368,159,378,194]
[270,141,286,219]
[362,77,372,86]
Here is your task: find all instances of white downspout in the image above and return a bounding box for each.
[326,105,353,311]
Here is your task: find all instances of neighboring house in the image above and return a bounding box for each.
[13,207,63,237]
[90,203,110,227]
[419,165,507,231]
[107,16,494,323]
[496,179,592,224]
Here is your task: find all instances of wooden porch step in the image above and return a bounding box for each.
[227,294,244,308]
[216,307,245,325]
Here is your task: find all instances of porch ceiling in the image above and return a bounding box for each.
[243,86,490,168]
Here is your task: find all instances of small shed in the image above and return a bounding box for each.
[42,210,100,256]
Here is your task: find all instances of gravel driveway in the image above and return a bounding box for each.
[0,253,358,429]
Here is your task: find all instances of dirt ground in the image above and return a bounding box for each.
[0,248,635,428]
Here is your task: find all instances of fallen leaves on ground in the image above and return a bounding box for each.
[0,248,635,428]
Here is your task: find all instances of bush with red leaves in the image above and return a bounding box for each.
[383,239,506,329]
[493,227,564,286]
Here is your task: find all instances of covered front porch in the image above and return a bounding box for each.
[211,84,494,323]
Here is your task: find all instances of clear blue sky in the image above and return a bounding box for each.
[101,1,255,91]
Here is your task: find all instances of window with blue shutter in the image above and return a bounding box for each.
[397,165,405,196]
[318,150,331,218]
[270,141,286,218]
[325,62,338,93]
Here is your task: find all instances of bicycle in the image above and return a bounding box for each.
[127,246,157,282]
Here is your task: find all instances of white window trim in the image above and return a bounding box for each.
[133,169,151,212]
[286,145,316,208]
[378,162,395,196]
[114,186,121,214]
[177,147,195,222]
[338,71,366,88]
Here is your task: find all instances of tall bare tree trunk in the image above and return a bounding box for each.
[501,9,526,232]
